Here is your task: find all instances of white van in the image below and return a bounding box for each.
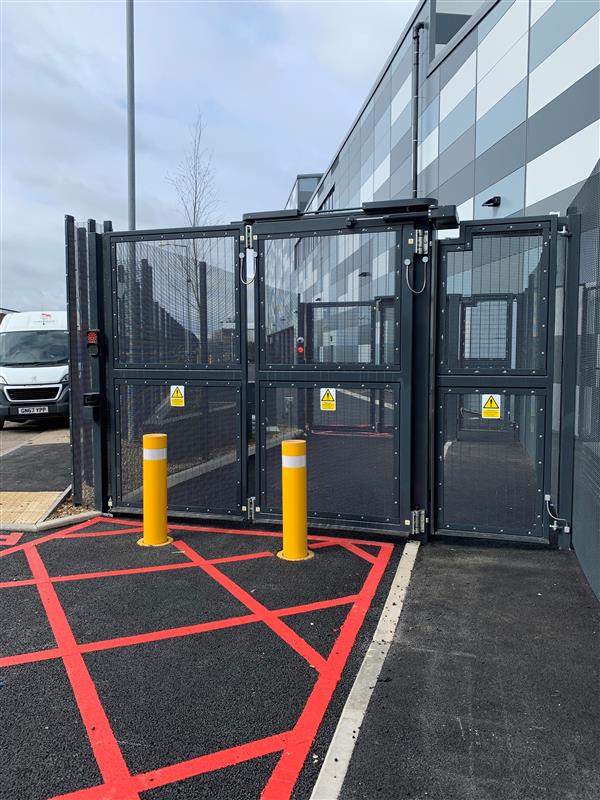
[0,311,69,428]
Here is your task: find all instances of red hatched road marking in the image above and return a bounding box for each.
[174,540,327,672]
[261,542,393,798]
[0,517,103,559]
[25,547,139,800]
[0,549,274,590]
[0,519,394,799]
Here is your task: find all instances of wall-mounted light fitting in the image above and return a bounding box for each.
[482,195,501,208]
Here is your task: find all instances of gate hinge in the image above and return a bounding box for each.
[414,229,430,255]
[245,496,260,521]
[410,508,425,535]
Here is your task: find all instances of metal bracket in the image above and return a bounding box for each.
[247,496,256,522]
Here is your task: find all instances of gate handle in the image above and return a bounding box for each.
[239,250,256,286]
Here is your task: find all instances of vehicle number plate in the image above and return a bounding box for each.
[18,406,49,415]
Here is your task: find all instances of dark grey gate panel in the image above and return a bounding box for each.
[437,389,545,536]
[115,380,241,516]
[260,383,400,525]
[438,232,548,374]
[261,230,400,369]
[105,225,245,519]
[436,219,557,541]
[252,212,419,535]
[112,234,239,368]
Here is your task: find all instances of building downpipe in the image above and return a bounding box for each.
[411,21,425,198]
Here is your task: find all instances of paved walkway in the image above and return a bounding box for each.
[337,541,600,800]
[0,516,401,799]
[0,420,71,526]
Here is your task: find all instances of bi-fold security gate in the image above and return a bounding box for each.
[74,200,579,544]
[95,200,453,536]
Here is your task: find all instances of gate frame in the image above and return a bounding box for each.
[432,213,581,545]
[100,223,249,522]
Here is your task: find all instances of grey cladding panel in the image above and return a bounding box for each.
[475,166,525,219]
[529,0,599,71]
[477,0,515,42]
[526,67,600,163]
[475,123,526,194]
[525,180,587,217]
[476,79,527,157]
[439,89,476,153]
[437,161,475,207]
[439,126,476,186]
[439,28,477,89]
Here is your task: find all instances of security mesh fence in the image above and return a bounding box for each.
[572,164,600,597]
[117,382,240,514]
[262,385,398,521]
[114,236,237,366]
[439,391,543,535]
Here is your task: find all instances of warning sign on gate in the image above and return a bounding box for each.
[320,387,336,412]
[481,393,501,419]
[170,385,185,408]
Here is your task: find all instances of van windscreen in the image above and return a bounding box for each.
[0,330,69,366]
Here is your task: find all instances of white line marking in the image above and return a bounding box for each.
[310,540,420,800]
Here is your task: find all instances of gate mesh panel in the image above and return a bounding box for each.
[441,234,546,372]
[117,383,240,514]
[310,305,373,364]
[114,237,237,366]
[572,165,600,596]
[262,386,397,520]
[439,392,543,534]
[263,231,397,365]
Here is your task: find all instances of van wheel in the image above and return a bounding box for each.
[0,420,4,430]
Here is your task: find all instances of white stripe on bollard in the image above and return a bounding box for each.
[281,454,306,468]
[143,448,167,461]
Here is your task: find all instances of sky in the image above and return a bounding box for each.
[1,0,416,311]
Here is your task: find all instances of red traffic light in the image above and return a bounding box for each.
[296,344,304,355]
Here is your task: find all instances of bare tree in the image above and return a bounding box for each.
[168,113,217,227]
[167,114,218,364]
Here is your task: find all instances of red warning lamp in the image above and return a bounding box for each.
[87,329,100,357]
[296,336,305,357]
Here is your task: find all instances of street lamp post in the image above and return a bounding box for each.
[126,0,136,230]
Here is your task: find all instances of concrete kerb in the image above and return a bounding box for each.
[0,509,99,533]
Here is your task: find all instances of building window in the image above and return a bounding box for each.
[318,187,335,211]
[431,0,488,59]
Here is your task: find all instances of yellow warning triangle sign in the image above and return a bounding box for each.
[172,387,183,399]
[483,395,499,409]
[322,389,334,402]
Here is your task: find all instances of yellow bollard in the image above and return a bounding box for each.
[277,439,313,561]
[137,433,173,547]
